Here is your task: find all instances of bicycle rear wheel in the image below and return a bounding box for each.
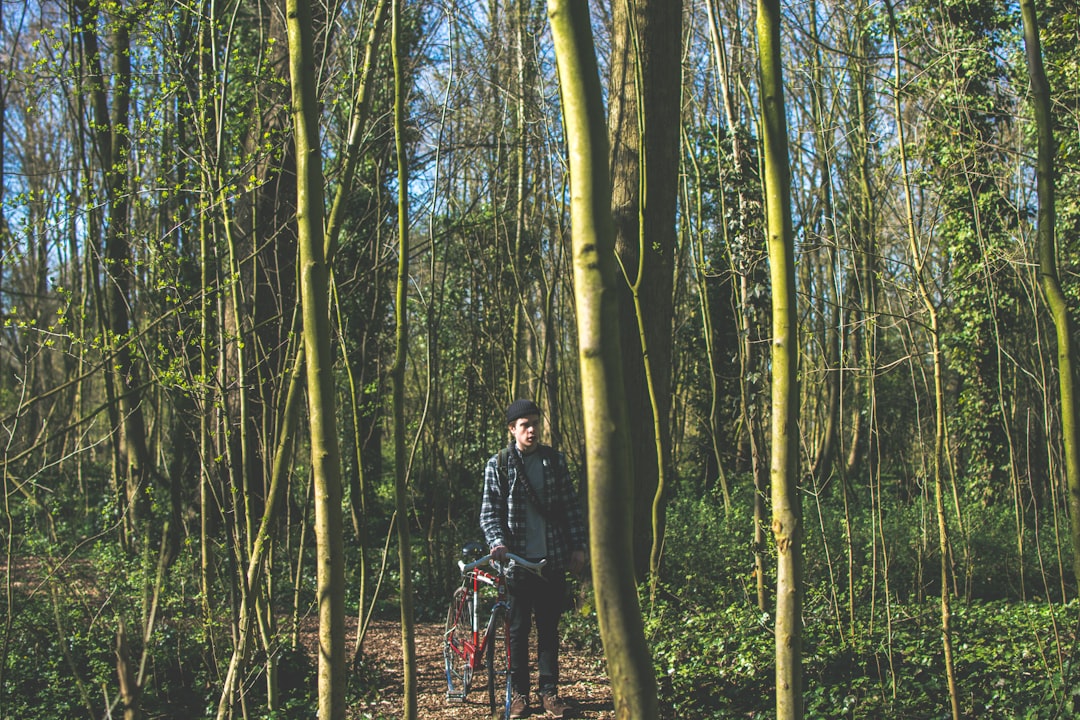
[485,605,512,718]
[444,586,476,700]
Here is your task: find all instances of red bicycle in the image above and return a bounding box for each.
[444,542,545,718]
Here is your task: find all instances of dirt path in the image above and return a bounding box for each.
[351,619,615,719]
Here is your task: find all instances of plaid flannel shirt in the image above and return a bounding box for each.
[479,443,587,569]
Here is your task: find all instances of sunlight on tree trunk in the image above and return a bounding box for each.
[391,0,418,716]
[755,0,802,716]
[1021,0,1080,591]
[548,0,659,717]
[5,0,1080,717]
[285,0,346,717]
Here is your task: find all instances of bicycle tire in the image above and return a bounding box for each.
[485,605,512,718]
[444,586,475,699]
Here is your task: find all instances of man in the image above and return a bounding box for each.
[480,399,587,719]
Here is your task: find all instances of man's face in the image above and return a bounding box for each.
[509,414,540,453]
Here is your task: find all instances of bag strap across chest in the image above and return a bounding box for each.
[498,446,554,521]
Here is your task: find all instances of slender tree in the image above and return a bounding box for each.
[284,0,347,717]
[885,2,960,714]
[390,0,418,715]
[73,0,153,546]
[195,0,218,627]
[756,0,802,716]
[215,341,304,719]
[548,0,659,716]
[1020,0,1080,590]
[0,0,7,404]
[322,0,389,661]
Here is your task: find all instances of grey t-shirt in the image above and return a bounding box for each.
[521,450,548,559]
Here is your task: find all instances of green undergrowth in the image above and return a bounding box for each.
[637,592,1080,718]
[4,473,1078,718]
[561,487,1080,718]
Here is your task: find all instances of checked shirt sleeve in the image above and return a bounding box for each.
[479,455,507,551]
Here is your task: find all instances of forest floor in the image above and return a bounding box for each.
[347,619,616,719]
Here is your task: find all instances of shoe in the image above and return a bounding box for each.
[541,692,572,718]
[509,692,530,718]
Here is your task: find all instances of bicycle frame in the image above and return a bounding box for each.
[447,562,506,696]
[444,551,546,714]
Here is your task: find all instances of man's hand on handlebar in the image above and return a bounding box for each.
[460,549,546,576]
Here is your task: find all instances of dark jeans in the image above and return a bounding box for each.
[507,564,566,697]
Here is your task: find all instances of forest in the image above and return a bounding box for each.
[0,0,1078,717]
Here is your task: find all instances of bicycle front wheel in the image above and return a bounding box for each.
[485,605,512,718]
[444,586,476,700]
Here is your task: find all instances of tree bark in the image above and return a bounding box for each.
[284,0,347,717]
[756,0,803,716]
[606,0,682,580]
[1021,0,1080,590]
[391,0,418,715]
[115,620,139,720]
[548,1,659,717]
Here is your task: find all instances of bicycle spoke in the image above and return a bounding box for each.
[444,587,475,700]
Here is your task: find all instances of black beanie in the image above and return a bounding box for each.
[505,399,541,424]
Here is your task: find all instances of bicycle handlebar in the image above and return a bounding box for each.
[458,552,546,576]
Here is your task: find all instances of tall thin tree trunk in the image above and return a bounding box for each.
[548,0,658,716]
[194,0,221,628]
[682,132,731,508]
[215,343,304,720]
[1021,0,1080,590]
[756,0,802,716]
[805,0,840,485]
[391,0,418,715]
[115,621,139,720]
[284,0,347,717]
[0,0,7,404]
[324,0,390,663]
[75,0,152,545]
[885,2,960,715]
